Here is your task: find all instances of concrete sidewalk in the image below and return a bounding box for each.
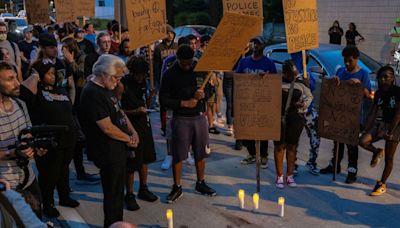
[57,112,400,228]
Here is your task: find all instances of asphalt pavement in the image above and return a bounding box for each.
[52,112,400,228]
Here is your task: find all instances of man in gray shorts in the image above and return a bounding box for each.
[159,44,216,203]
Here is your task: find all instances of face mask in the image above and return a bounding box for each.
[0,34,7,41]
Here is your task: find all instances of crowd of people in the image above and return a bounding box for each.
[0,17,398,228]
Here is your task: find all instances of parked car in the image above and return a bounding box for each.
[0,17,28,33]
[263,43,383,114]
[0,13,14,17]
[174,25,216,47]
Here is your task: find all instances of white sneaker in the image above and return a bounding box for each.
[186,152,195,166]
[286,175,297,187]
[213,120,224,128]
[161,155,172,170]
[226,126,233,136]
[276,175,284,189]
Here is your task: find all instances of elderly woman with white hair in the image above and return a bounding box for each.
[79,54,139,228]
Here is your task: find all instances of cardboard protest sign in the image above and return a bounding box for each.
[55,0,76,22]
[194,12,262,72]
[74,0,95,17]
[125,0,167,50]
[25,0,49,24]
[283,0,319,53]
[222,0,263,17]
[318,78,363,145]
[234,74,282,140]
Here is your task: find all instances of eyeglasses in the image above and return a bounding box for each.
[111,74,123,81]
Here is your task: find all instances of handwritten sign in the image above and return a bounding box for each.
[195,12,262,72]
[283,0,319,53]
[74,0,95,17]
[55,0,76,22]
[222,0,263,17]
[125,0,167,50]
[25,0,49,24]
[317,79,363,145]
[234,74,282,140]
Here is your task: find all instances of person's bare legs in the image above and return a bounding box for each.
[286,144,297,176]
[172,162,183,185]
[274,145,285,176]
[195,159,205,181]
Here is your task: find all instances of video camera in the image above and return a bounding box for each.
[9,125,68,169]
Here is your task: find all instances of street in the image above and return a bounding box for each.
[52,111,400,228]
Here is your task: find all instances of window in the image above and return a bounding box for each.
[98,0,105,7]
[269,50,291,64]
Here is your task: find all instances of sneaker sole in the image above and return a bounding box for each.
[195,190,217,197]
[261,164,268,169]
[370,190,386,196]
[167,192,183,204]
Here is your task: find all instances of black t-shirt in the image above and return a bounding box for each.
[329,27,343,45]
[18,40,38,61]
[78,39,95,55]
[375,86,400,123]
[84,52,100,78]
[345,30,361,45]
[120,76,146,111]
[79,81,128,166]
[19,84,76,149]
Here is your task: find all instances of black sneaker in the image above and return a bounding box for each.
[306,162,320,176]
[195,180,217,196]
[208,127,220,134]
[293,164,299,176]
[59,197,80,208]
[43,205,60,218]
[345,169,357,184]
[76,173,101,185]
[138,186,158,202]
[320,164,341,174]
[167,185,183,204]
[125,193,140,211]
[234,140,243,150]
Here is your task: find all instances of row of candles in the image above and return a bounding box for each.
[165,189,285,228]
[238,189,285,217]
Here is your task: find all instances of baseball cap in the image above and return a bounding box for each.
[23,25,33,33]
[39,33,57,47]
[250,35,266,44]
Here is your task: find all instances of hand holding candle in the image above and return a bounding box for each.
[166,209,173,228]
[278,197,285,217]
[253,193,259,211]
[238,189,245,209]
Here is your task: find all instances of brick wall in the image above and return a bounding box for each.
[317,0,400,63]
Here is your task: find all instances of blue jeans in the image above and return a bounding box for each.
[223,81,233,125]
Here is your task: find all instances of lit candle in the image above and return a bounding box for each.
[166,209,173,228]
[238,189,245,209]
[370,90,375,100]
[278,197,285,217]
[253,193,259,211]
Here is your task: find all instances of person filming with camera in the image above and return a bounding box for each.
[20,57,79,218]
[0,61,45,219]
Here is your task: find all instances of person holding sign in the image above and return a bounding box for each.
[320,46,371,184]
[236,36,277,168]
[274,60,313,188]
[359,66,400,196]
[159,45,216,203]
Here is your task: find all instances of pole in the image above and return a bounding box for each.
[148,45,154,90]
[199,72,213,90]
[118,0,122,43]
[302,50,308,79]
[333,141,339,181]
[255,140,261,193]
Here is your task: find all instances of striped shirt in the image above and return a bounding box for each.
[0,98,35,190]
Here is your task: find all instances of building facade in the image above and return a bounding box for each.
[317,0,400,63]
